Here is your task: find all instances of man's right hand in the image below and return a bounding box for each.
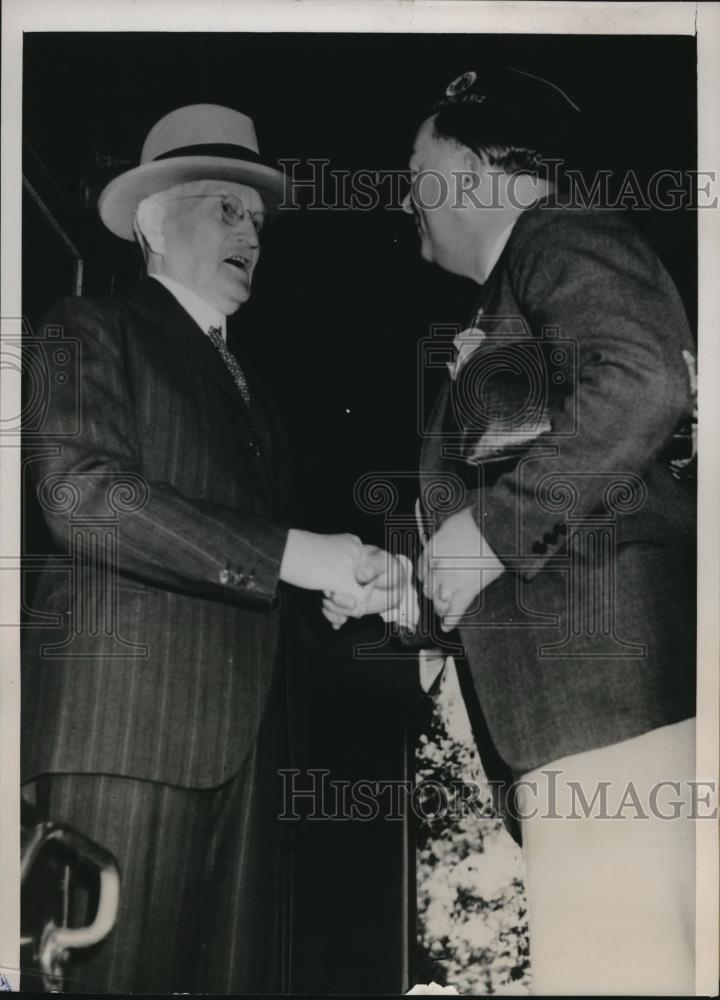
[321,547,411,629]
[279,529,367,596]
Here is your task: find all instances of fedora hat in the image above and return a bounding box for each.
[99,104,286,240]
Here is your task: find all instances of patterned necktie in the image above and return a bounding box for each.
[207,326,251,406]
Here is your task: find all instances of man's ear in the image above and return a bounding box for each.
[463,147,492,185]
[462,147,485,174]
[459,147,491,206]
[134,197,166,257]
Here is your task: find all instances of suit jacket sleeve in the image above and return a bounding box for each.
[466,211,695,579]
[32,296,289,608]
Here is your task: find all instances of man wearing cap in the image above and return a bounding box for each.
[325,67,697,992]
[21,104,378,993]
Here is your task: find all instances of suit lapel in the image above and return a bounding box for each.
[126,278,247,408]
[125,279,277,501]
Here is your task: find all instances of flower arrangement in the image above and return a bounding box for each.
[415,664,531,995]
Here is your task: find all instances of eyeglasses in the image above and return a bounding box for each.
[157,192,265,232]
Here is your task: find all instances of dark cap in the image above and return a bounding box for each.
[430,66,582,161]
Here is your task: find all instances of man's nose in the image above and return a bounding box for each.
[236,224,259,249]
[401,190,415,215]
[238,219,259,242]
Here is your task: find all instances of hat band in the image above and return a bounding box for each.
[152,142,265,164]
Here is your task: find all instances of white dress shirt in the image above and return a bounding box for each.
[150,273,227,342]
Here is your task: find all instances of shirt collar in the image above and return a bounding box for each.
[481,218,518,283]
[150,273,227,341]
[447,219,519,380]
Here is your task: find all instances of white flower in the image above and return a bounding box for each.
[423,898,454,940]
[450,843,520,900]
[456,912,497,952]
[446,326,487,381]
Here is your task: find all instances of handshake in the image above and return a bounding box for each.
[279,509,505,632]
[279,528,413,628]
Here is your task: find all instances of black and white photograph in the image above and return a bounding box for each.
[1,1,718,995]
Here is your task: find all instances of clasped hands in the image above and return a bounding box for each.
[279,528,407,622]
[282,508,502,633]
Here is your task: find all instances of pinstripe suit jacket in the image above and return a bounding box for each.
[22,278,291,788]
[419,202,697,775]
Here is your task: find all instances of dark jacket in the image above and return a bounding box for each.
[22,277,292,788]
[419,201,697,775]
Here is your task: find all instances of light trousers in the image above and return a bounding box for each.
[518,718,696,995]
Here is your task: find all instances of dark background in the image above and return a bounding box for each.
[22,31,697,993]
[23,32,697,537]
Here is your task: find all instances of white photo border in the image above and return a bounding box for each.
[2,1,717,993]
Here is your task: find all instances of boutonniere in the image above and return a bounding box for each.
[447,324,487,381]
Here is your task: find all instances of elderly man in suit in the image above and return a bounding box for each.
[22,103,373,994]
[326,68,697,993]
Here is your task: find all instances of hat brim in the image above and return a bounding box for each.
[98,156,288,240]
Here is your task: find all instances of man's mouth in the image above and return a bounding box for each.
[223,254,251,273]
